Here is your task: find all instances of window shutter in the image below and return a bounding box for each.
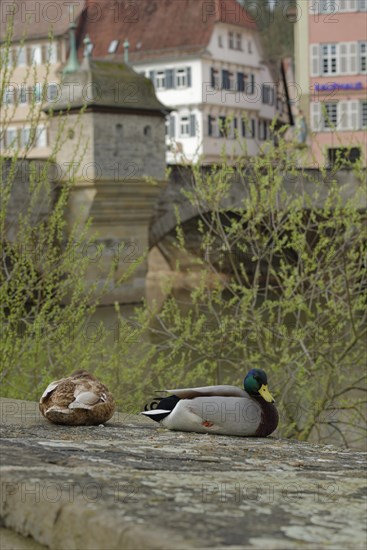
[26,46,32,66]
[348,43,358,74]
[250,74,255,94]
[258,120,262,139]
[189,114,196,137]
[310,102,322,131]
[149,70,156,86]
[251,119,256,137]
[338,101,348,130]
[169,116,175,138]
[208,115,213,136]
[237,72,244,92]
[211,68,215,88]
[339,43,348,74]
[187,67,192,87]
[42,44,48,64]
[349,100,359,130]
[233,117,237,138]
[11,47,16,68]
[222,70,229,90]
[165,69,174,89]
[310,44,320,76]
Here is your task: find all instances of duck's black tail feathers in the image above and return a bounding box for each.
[141,395,179,423]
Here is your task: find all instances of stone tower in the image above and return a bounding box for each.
[45,53,168,304]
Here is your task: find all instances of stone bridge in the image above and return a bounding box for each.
[1,398,366,550]
[149,167,366,249]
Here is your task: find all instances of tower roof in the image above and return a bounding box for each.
[44,59,169,116]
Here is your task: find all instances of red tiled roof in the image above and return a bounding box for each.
[0,0,86,42]
[76,0,257,62]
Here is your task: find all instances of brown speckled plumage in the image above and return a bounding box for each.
[39,370,115,426]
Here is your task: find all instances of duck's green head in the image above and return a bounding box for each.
[244,369,275,403]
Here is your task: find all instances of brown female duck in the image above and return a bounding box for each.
[39,370,115,425]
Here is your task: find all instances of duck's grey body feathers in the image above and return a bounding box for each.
[143,384,279,437]
[160,385,247,399]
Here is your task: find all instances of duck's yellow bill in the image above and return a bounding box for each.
[259,384,275,403]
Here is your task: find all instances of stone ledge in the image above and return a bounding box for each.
[0,399,366,549]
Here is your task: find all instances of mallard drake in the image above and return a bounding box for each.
[39,370,115,426]
[141,368,278,437]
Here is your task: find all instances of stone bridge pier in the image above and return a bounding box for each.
[45,58,168,304]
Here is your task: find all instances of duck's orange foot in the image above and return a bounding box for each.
[202,420,214,428]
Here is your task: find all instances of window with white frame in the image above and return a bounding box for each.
[4,85,15,104]
[321,44,338,75]
[228,32,234,49]
[20,127,31,148]
[248,41,252,53]
[19,85,28,105]
[108,40,119,54]
[359,42,367,73]
[218,35,223,48]
[16,46,26,66]
[361,101,367,128]
[33,83,42,104]
[339,0,358,10]
[47,83,59,102]
[176,68,187,88]
[324,102,338,129]
[310,1,363,13]
[319,1,337,13]
[6,48,12,67]
[36,126,47,148]
[30,45,42,65]
[6,127,18,147]
[180,116,190,137]
[46,42,58,63]
[156,71,166,89]
[311,100,363,131]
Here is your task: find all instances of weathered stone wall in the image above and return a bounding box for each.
[93,112,166,181]
[2,159,58,242]
[1,398,366,550]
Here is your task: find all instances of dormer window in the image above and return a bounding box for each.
[46,43,58,63]
[108,40,119,54]
[85,42,94,56]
